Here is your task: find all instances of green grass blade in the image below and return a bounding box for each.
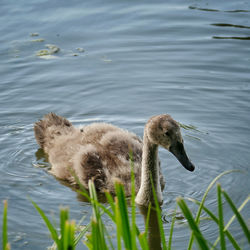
[74,223,91,246]
[60,208,69,249]
[4,243,10,250]
[2,200,8,250]
[150,175,167,250]
[68,167,89,195]
[84,229,93,249]
[168,205,177,250]
[85,193,115,221]
[217,184,226,250]
[105,191,115,214]
[74,194,113,246]
[30,199,60,246]
[138,232,150,250]
[93,202,115,222]
[115,182,132,250]
[130,151,137,250]
[136,204,151,249]
[78,188,115,222]
[187,197,241,250]
[88,181,98,218]
[63,220,76,250]
[188,169,240,250]
[212,195,250,248]
[88,180,108,250]
[91,219,99,250]
[63,220,69,250]
[177,197,209,250]
[115,197,122,250]
[90,216,107,250]
[69,221,76,250]
[102,220,115,250]
[222,190,250,244]
[77,189,91,202]
[223,195,250,231]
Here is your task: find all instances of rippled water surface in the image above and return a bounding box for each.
[0,0,250,249]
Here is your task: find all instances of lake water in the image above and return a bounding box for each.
[0,0,250,249]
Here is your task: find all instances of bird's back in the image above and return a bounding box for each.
[34,113,143,194]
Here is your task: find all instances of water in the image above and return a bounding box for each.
[0,0,250,249]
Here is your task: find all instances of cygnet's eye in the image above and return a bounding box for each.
[164,131,170,136]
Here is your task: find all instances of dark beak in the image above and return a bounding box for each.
[169,142,195,171]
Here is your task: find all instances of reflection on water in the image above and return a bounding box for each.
[139,205,162,250]
[213,36,250,40]
[189,4,250,41]
[189,6,250,13]
[189,6,220,12]
[211,21,250,40]
[211,23,250,29]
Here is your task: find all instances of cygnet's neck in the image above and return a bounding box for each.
[135,129,163,206]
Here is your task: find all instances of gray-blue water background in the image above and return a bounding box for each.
[0,0,250,249]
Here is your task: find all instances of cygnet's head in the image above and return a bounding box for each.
[146,114,195,171]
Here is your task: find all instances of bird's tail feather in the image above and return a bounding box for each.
[34,113,73,150]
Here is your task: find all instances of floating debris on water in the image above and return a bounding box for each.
[37,54,58,59]
[36,44,60,58]
[178,122,205,140]
[31,38,45,42]
[12,232,27,242]
[45,44,60,53]
[30,32,39,37]
[101,55,112,62]
[76,47,85,52]
[179,122,199,132]
[36,49,50,56]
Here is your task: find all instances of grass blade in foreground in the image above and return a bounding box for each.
[31,199,78,250]
[130,153,137,250]
[187,169,241,250]
[217,184,226,250]
[88,180,109,250]
[222,190,250,244]
[31,199,60,247]
[212,195,250,248]
[187,197,241,250]
[73,216,91,246]
[177,197,209,250]
[168,206,177,250]
[115,182,132,250]
[138,232,149,250]
[115,197,122,250]
[2,200,10,250]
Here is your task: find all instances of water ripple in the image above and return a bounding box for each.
[213,36,250,40]
[211,23,250,29]
[189,6,250,13]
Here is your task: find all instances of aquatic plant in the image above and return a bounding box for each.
[31,201,77,250]
[32,169,250,249]
[2,200,10,250]
[2,170,250,249]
